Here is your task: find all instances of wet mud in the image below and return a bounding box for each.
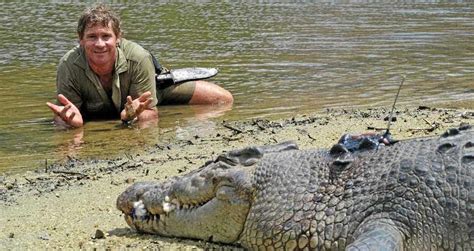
[1,106,473,250]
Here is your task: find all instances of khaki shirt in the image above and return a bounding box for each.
[56,39,157,120]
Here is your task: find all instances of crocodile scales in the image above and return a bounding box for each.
[117,126,473,250]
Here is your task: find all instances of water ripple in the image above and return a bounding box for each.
[1,1,473,173]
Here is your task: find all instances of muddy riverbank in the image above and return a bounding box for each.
[1,105,473,250]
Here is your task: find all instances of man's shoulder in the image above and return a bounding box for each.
[58,45,86,70]
[59,45,82,63]
[120,39,152,62]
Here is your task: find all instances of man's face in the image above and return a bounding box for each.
[79,22,119,72]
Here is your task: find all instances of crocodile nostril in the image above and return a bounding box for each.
[437,143,456,153]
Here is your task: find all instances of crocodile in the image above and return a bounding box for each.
[117,126,473,250]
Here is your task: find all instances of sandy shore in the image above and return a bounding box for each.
[1,105,473,250]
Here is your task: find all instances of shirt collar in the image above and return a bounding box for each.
[73,46,87,70]
[115,40,128,74]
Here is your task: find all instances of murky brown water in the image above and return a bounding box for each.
[1,1,473,174]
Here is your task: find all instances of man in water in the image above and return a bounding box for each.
[46,4,233,128]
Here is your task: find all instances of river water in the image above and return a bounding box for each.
[1,1,473,174]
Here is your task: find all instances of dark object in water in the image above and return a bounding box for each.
[151,53,218,89]
[156,67,218,89]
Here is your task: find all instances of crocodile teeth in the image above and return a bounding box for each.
[171,199,180,208]
[133,200,147,218]
[163,202,175,213]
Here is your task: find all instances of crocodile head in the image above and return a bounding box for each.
[116,152,258,243]
[117,142,298,243]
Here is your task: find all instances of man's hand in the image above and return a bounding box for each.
[120,91,156,123]
[46,94,84,128]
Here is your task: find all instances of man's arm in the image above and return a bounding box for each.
[136,106,158,128]
[50,55,85,128]
[120,91,158,124]
[136,107,158,121]
[121,50,159,125]
[46,94,84,128]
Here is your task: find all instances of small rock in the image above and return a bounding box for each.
[125,177,135,184]
[93,229,105,239]
[110,180,121,186]
[48,184,56,192]
[383,116,397,122]
[39,233,50,240]
[418,105,431,110]
[9,233,14,238]
[461,111,474,119]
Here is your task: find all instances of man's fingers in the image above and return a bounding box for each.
[46,102,61,114]
[57,94,72,106]
[126,96,133,105]
[143,98,153,108]
[47,101,75,124]
[59,104,71,118]
[136,103,145,112]
[67,112,76,122]
[137,91,152,102]
[138,99,153,112]
[125,93,154,119]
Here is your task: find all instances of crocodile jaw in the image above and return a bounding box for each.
[117,166,254,243]
[124,192,250,243]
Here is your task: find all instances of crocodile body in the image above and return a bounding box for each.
[117,126,473,250]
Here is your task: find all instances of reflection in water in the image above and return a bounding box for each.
[0,1,473,174]
[189,103,233,120]
[54,128,84,160]
[173,104,233,140]
[49,104,233,166]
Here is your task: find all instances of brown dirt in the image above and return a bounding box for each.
[1,105,473,250]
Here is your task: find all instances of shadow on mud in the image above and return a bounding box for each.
[107,227,244,250]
